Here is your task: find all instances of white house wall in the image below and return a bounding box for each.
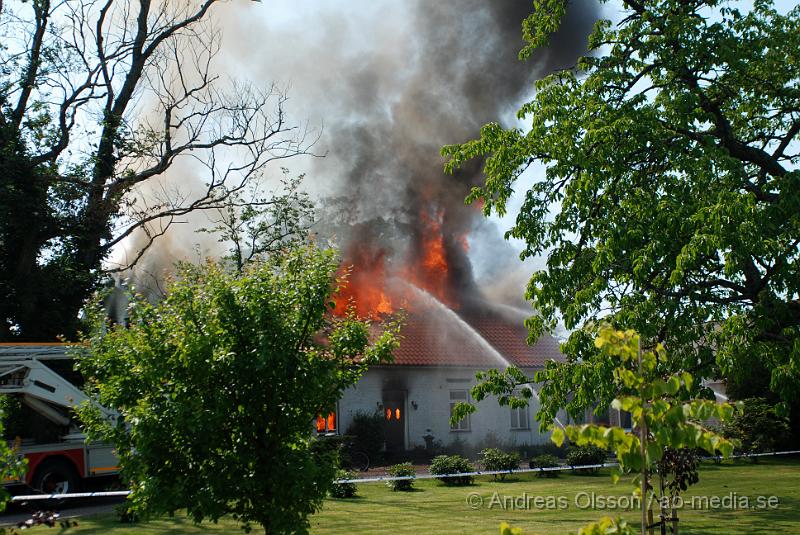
[338,366,553,451]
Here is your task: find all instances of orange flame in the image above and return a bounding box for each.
[404,207,455,307]
[333,205,464,319]
[333,247,396,319]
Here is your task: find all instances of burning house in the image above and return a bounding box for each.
[334,302,565,453]
[121,0,601,452]
[302,0,601,453]
[320,204,567,452]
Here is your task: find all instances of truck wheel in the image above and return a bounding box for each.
[32,458,81,496]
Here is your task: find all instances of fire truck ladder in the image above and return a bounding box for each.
[0,345,116,428]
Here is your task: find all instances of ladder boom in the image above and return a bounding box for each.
[0,345,116,422]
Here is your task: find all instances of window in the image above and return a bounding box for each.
[591,403,611,425]
[510,391,530,430]
[315,411,337,434]
[385,407,402,421]
[618,410,632,429]
[449,390,470,431]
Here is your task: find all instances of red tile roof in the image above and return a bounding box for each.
[385,302,564,368]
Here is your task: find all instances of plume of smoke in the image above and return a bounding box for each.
[294,0,599,304]
[118,0,600,310]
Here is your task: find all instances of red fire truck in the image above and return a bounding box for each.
[1,344,118,494]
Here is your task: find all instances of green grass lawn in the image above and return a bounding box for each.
[12,458,800,534]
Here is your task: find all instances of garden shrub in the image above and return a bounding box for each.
[115,502,139,523]
[529,454,560,477]
[387,462,415,491]
[566,445,607,473]
[345,411,385,463]
[480,448,520,480]
[330,469,357,498]
[429,455,475,486]
[722,397,791,455]
[514,442,567,459]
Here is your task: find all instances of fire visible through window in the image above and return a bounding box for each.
[385,407,402,421]
[316,412,336,434]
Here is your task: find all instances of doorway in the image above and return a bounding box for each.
[382,390,406,453]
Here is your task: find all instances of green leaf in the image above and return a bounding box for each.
[665,376,681,395]
[551,426,566,447]
[681,372,694,392]
[646,442,663,463]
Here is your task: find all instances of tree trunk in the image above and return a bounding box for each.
[638,338,649,535]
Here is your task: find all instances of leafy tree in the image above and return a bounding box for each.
[198,169,315,273]
[442,1,800,422]
[653,447,700,532]
[0,406,27,512]
[721,397,791,454]
[655,448,700,503]
[549,328,737,535]
[0,0,313,341]
[76,244,401,535]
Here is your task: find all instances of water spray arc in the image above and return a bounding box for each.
[405,283,510,369]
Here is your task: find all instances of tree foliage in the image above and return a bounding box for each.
[550,328,737,535]
[721,397,791,454]
[0,0,313,341]
[198,169,314,272]
[76,244,400,535]
[0,406,27,512]
[551,329,737,468]
[655,447,699,500]
[442,0,800,421]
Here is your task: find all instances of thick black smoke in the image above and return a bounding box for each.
[318,0,600,304]
[120,1,600,308]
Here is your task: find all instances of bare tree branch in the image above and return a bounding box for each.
[0,0,318,339]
